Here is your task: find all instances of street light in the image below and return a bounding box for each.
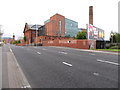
[0,25,3,42]
[36,24,38,46]
[111,33,114,43]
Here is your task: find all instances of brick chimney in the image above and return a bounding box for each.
[89,6,93,25]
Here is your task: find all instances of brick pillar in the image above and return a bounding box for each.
[89,6,93,25]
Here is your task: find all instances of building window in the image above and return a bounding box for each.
[59,21,62,36]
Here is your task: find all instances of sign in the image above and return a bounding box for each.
[87,24,104,40]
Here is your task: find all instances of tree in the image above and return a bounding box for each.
[17,40,21,43]
[23,36,27,42]
[75,31,87,39]
[110,31,120,43]
[115,33,120,43]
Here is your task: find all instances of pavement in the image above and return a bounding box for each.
[48,46,120,55]
[4,45,118,88]
[2,44,31,88]
[0,46,2,90]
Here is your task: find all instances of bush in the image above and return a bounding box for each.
[110,46,120,49]
[75,31,87,39]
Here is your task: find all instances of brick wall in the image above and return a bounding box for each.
[3,38,13,44]
[42,39,96,49]
[45,14,65,36]
[24,29,38,44]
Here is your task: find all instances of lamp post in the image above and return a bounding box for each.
[0,25,3,43]
[111,33,114,43]
[36,24,37,46]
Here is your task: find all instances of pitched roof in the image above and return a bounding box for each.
[28,24,42,30]
[24,23,42,32]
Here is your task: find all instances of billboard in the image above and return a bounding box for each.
[87,24,104,40]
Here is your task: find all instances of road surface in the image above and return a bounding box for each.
[2,44,119,88]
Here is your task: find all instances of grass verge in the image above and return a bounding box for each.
[96,49,120,52]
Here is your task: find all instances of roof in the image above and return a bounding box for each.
[24,23,43,32]
[28,24,42,30]
[2,37,12,39]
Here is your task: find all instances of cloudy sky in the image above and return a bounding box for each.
[0,0,119,40]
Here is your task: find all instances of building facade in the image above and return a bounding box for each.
[44,14,65,37]
[23,23,42,44]
[44,13,80,37]
[65,18,79,37]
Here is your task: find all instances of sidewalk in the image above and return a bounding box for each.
[2,45,31,88]
[48,46,120,55]
[0,47,2,90]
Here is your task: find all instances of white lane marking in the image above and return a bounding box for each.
[9,46,31,88]
[21,85,31,88]
[93,72,99,76]
[59,52,68,54]
[62,62,72,67]
[37,52,41,54]
[89,53,95,55]
[10,48,13,52]
[97,59,119,66]
[42,48,47,50]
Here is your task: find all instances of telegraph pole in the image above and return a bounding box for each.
[36,24,37,46]
[0,25,3,42]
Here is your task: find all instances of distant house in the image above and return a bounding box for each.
[2,37,13,44]
[23,23,42,44]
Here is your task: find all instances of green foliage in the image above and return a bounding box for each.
[12,40,21,44]
[110,31,120,43]
[75,31,87,39]
[110,46,120,49]
[17,40,21,43]
[115,33,120,43]
[23,36,27,42]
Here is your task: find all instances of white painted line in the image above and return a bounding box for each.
[9,46,31,88]
[93,72,99,76]
[97,59,119,66]
[42,48,47,50]
[21,85,31,88]
[10,48,13,52]
[89,53,95,55]
[59,52,68,54]
[62,62,72,67]
[37,52,41,54]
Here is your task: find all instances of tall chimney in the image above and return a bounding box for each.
[89,6,93,25]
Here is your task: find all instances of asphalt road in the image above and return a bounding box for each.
[5,45,119,88]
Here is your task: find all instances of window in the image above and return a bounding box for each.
[59,21,62,36]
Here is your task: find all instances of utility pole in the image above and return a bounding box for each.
[0,25,3,42]
[36,24,37,46]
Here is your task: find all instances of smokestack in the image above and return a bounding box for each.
[89,6,93,25]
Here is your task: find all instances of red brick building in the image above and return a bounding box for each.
[23,23,42,45]
[45,13,65,37]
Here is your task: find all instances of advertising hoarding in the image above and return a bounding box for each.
[87,24,104,40]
